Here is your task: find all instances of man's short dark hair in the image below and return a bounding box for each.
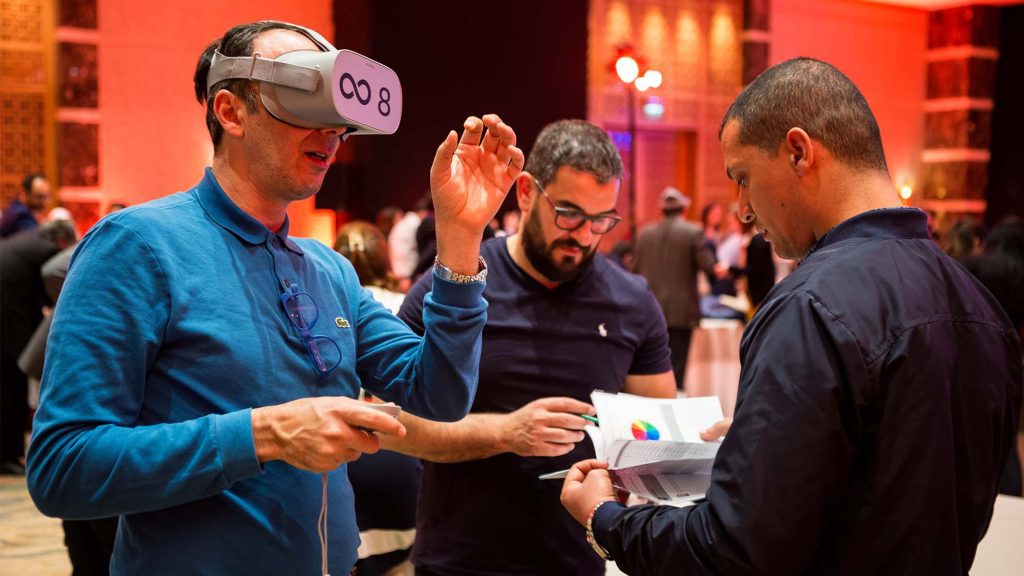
[193,21,312,149]
[524,120,623,187]
[22,173,45,194]
[39,219,77,246]
[720,57,889,174]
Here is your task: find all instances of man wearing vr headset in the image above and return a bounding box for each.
[27,20,523,575]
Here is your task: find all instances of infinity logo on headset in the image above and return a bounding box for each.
[207,23,402,138]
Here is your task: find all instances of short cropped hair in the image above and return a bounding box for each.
[39,218,78,246]
[193,21,311,149]
[524,120,623,187]
[720,57,889,174]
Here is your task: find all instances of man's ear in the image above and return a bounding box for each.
[212,89,247,140]
[785,127,813,176]
[515,172,536,213]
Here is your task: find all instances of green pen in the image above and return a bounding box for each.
[580,414,600,425]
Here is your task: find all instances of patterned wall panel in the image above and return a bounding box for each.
[58,122,98,187]
[0,0,52,206]
[58,42,98,108]
[0,0,44,43]
[1,48,46,85]
[59,0,96,29]
[0,93,47,202]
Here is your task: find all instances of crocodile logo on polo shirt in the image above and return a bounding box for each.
[335,317,350,328]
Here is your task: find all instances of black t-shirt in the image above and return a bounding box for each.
[398,237,671,575]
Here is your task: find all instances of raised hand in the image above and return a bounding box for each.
[498,397,596,457]
[430,114,525,274]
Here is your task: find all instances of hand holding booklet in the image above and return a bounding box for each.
[541,391,724,504]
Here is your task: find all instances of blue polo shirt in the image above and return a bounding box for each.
[27,168,487,575]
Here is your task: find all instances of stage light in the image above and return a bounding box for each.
[643,70,662,88]
[615,56,640,84]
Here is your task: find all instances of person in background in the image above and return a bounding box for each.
[388,194,430,291]
[965,219,1024,496]
[335,220,405,316]
[1,173,52,238]
[334,220,418,576]
[562,57,1021,575]
[385,119,676,576]
[633,187,716,390]
[943,217,986,263]
[375,206,403,243]
[0,219,77,475]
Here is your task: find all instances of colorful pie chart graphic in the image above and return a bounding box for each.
[631,420,660,441]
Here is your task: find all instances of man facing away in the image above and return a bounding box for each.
[386,120,677,576]
[633,187,716,390]
[561,57,1022,575]
[27,20,524,575]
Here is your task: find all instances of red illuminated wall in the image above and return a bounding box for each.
[96,0,336,242]
[771,0,928,196]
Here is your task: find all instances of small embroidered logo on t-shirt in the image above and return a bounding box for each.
[598,323,607,337]
[335,317,350,328]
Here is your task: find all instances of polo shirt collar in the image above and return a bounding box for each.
[808,207,929,256]
[196,167,304,255]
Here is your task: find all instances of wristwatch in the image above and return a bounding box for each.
[586,501,614,561]
[434,256,487,284]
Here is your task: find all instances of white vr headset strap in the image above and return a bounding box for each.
[207,51,321,93]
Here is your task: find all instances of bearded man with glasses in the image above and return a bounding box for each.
[389,119,677,576]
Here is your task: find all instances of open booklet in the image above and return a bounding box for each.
[540,391,724,504]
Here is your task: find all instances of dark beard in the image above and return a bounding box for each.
[521,212,595,283]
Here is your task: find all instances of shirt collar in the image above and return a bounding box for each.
[195,167,304,255]
[807,207,929,257]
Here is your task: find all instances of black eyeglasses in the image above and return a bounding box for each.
[534,178,621,235]
[280,284,342,377]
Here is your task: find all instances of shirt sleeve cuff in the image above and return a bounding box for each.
[593,501,628,552]
[213,408,264,483]
[429,270,486,309]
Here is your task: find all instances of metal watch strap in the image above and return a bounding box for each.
[433,256,487,284]
[586,501,614,561]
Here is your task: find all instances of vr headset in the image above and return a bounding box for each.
[206,23,401,139]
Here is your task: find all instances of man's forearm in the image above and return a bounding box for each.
[381,411,507,463]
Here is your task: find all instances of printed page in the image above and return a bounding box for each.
[608,469,711,502]
[604,440,718,470]
[591,391,724,457]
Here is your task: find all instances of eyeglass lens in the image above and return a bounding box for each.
[281,290,342,376]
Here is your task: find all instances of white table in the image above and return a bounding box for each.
[682,318,743,417]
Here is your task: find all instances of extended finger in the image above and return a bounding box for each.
[458,116,484,148]
[700,417,733,441]
[430,130,458,182]
[481,116,504,154]
[539,425,587,443]
[505,146,525,179]
[484,119,514,156]
[540,397,597,416]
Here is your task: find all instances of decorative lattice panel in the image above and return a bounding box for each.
[0,0,45,43]
[0,93,46,205]
[1,0,52,205]
[0,48,46,85]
